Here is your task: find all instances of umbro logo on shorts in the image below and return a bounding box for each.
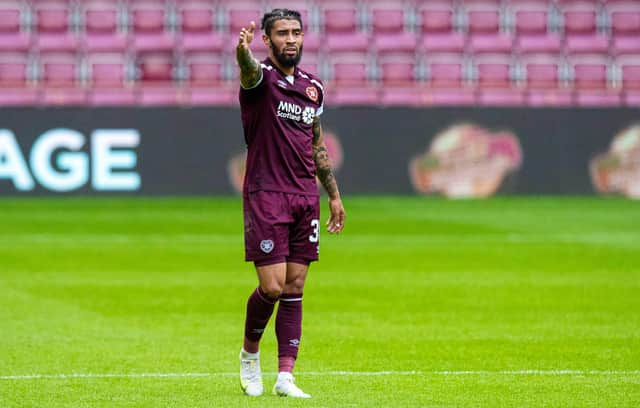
[289,339,300,347]
[260,239,274,253]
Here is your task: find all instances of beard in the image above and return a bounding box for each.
[270,41,303,68]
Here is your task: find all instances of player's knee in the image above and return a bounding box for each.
[284,276,306,294]
[261,283,284,300]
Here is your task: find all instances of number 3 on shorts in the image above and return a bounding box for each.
[309,219,319,242]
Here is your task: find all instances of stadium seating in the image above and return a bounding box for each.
[87,52,136,106]
[0,52,38,106]
[81,0,128,52]
[34,0,79,52]
[130,0,175,52]
[0,0,638,107]
[38,51,87,105]
[0,0,30,52]
[178,0,224,53]
[520,53,573,106]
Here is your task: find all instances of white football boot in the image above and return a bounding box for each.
[239,350,263,397]
[272,372,311,398]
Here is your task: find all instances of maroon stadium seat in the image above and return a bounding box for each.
[569,54,611,89]
[516,34,562,54]
[469,32,514,54]
[511,1,550,36]
[178,0,224,53]
[81,0,127,52]
[326,32,369,53]
[419,0,455,34]
[329,52,370,87]
[378,54,417,86]
[38,52,87,105]
[466,5,501,35]
[226,1,264,35]
[565,34,609,54]
[87,52,135,106]
[137,51,174,83]
[301,31,321,54]
[134,39,181,106]
[137,85,183,106]
[297,53,321,77]
[618,55,640,90]
[326,86,380,106]
[326,50,380,105]
[186,53,224,86]
[561,1,609,55]
[607,1,640,55]
[425,53,466,88]
[380,85,426,107]
[568,54,621,106]
[522,54,563,89]
[474,53,525,106]
[521,54,574,106]
[510,1,560,54]
[0,1,30,52]
[320,0,360,34]
[130,0,175,52]
[0,51,38,106]
[418,0,458,53]
[561,1,598,35]
[34,0,79,52]
[574,89,623,106]
[183,52,234,106]
[368,0,409,34]
[374,32,418,56]
[474,53,514,89]
[421,32,465,53]
[464,1,513,54]
[422,53,476,106]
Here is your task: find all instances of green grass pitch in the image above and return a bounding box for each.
[0,197,639,407]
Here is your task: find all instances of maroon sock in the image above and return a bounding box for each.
[243,287,278,353]
[276,293,303,372]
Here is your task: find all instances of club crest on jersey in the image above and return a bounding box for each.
[306,86,318,102]
[260,239,274,253]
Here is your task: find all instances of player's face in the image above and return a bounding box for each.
[264,19,304,68]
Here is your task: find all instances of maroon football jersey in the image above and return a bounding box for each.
[239,57,325,196]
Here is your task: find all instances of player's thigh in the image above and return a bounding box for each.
[256,262,287,296]
[284,262,309,293]
[243,191,292,263]
[288,195,320,263]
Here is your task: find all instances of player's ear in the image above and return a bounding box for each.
[262,34,270,46]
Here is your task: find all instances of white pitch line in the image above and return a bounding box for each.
[1,370,639,381]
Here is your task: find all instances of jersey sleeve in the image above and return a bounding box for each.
[310,77,325,116]
[239,63,272,104]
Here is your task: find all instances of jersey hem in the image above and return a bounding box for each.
[244,186,320,197]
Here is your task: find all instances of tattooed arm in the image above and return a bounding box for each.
[312,116,346,234]
[236,21,262,89]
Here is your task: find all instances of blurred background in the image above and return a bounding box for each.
[0,0,638,197]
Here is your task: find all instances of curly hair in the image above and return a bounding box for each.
[261,8,303,36]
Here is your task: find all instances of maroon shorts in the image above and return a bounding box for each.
[243,191,320,266]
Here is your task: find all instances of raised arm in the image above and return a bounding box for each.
[312,116,345,234]
[236,21,262,89]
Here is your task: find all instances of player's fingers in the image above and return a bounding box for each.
[327,216,336,233]
[248,21,255,33]
[336,217,344,232]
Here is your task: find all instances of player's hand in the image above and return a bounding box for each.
[327,197,345,234]
[238,21,255,50]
